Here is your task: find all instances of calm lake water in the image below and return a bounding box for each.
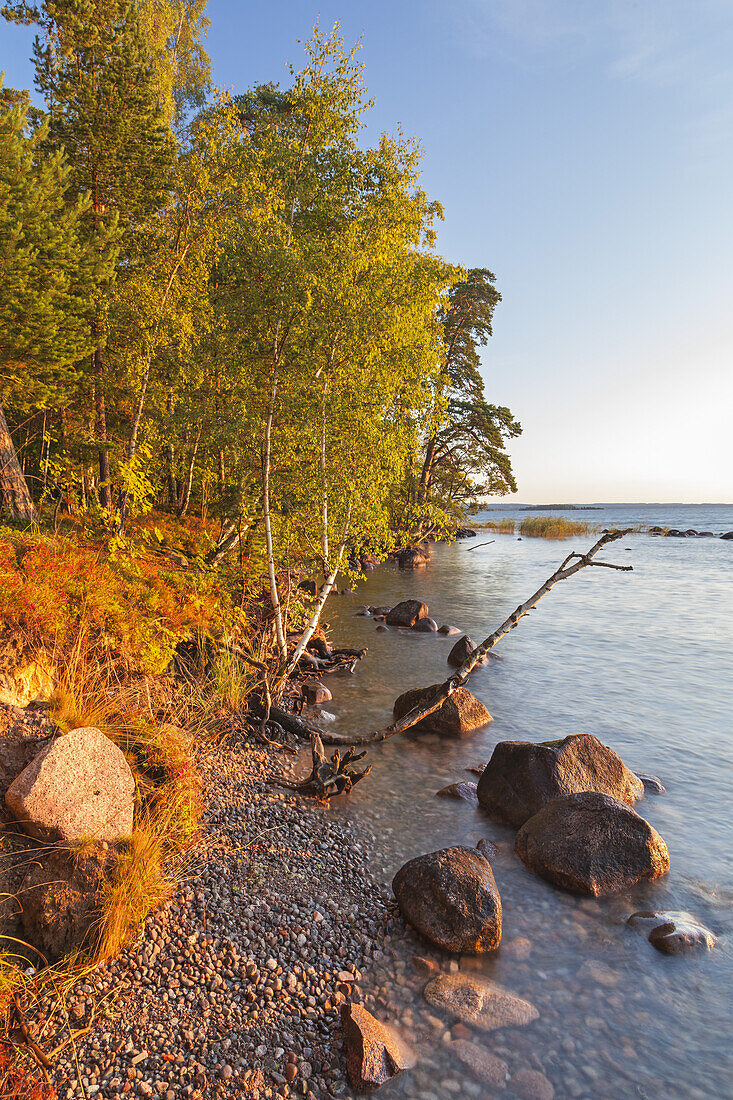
[321,505,733,1099]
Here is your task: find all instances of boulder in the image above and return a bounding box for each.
[436,781,478,802]
[412,617,438,633]
[392,845,501,953]
[5,727,136,843]
[423,972,539,1031]
[721,531,733,540]
[449,1040,508,1086]
[370,605,393,617]
[393,684,492,737]
[455,527,478,539]
[477,734,644,827]
[635,772,666,794]
[447,635,486,668]
[515,792,670,896]
[386,600,429,627]
[395,546,430,569]
[340,1003,412,1089]
[20,843,117,962]
[438,625,461,636]
[628,910,716,954]
[511,1068,555,1100]
[303,681,332,705]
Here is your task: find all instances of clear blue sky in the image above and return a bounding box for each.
[3,0,732,502]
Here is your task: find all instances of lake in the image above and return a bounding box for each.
[320,505,733,1099]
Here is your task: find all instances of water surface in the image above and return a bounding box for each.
[321,506,733,1098]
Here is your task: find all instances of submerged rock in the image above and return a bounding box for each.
[340,1002,412,1088]
[511,1068,555,1100]
[393,684,492,737]
[436,781,478,802]
[628,910,716,954]
[385,599,429,627]
[449,1039,508,1086]
[477,734,644,827]
[515,792,670,896]
[6,727,136,843]
[393,846,502,954]
[438,625,462,635]
[423,971,539,1031]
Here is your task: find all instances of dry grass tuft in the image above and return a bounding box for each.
[480,518,516,533]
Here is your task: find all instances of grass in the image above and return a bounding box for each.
[518,515,597,539]
[480,518,516,533]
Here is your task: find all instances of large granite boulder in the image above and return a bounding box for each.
[395,546,430,569]
[423,972,538,1031]
[628,910,716,954]
[393,684,492,737]
[21,843,117,962]
[393,846,502,954]
[477,734,644,827]
[386,600,429,627]
[515,792,670,896]
[340,1003,412,1088]
[5,727,136,843]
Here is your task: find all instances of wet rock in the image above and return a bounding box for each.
[515,792,670,896]
[376,624,389,632]
[511,1068,555,1099]
[340,1002,412,1088]
[628,910,716,954]
[423,972,538,1031]
[21,844,117,962]
[413,617,439,633]
[455,528,478,539]
[396,546,430,569]
[721,531,733,540]
[447,635,487,668]
[412,955,441,976]
[393,685,492,737]
[393,846,502,954]
[302,682,332,705]
[449,1039,508,1086]
[438,625,462,636]
[386,600,430,627]
[635,772,666,794]
[476,838,499,859]
[436,782,478,802]
[6,727,136,843]
[477,734,644,827]
[370,605,393,617]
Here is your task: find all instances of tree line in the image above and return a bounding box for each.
[0,3,521,617]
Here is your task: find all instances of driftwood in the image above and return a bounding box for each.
[272,731,371,798]
[301,529,634,747]
[465,539,495,551]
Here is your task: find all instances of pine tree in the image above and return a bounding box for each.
[0,91,91,521]
[418,269,522,508]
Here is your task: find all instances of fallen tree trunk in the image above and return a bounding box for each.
[295,529,634,747]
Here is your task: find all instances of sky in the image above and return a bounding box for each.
[2,0,732,503]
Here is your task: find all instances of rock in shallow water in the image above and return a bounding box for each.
[386,599,429,627]
[628,910,716,954]
[393,846,502,953]
[436,781,478,802]
[423,972,539,1031]
[515,791,670,896]
[393,685,491,737]
[449,1039,508,1086]
[477,733,644,827]
[5,726,135,843]
[511,1068,555,1099]
[340,1002,413,1088]
[635,772,666,794]
[413,617,439,632]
